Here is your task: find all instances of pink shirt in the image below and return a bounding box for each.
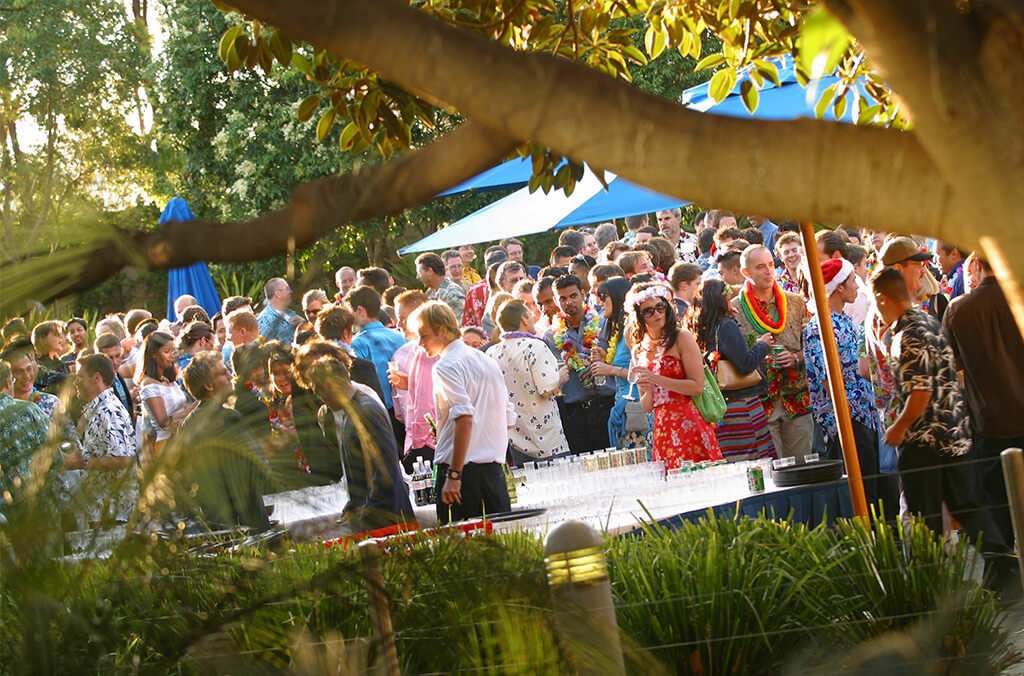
[395,341,439,454]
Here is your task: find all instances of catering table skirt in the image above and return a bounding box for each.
[625,479,854,537]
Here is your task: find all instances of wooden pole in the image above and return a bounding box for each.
[799,221,869,520]
[358,539,400,676]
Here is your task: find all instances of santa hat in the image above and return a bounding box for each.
[821,258,854,296]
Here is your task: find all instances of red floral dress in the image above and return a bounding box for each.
[642,351,723,468]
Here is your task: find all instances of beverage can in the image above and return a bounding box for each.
[747,466,765,494]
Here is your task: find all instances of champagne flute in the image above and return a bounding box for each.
[621,365,640,401]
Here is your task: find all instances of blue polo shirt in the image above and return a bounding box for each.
[351,321,408,409]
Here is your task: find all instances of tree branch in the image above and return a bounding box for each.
[0,120,515,314]
[228,0,972,244]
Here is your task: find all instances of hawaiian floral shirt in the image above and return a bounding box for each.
[889,308,971,456]
[461,280,489,327]
[803,310,880,441]
[863,305,899,428]
[80,387,137,522]
[776,266,801,296]
[0,393,50,495]
[431,278,466,323]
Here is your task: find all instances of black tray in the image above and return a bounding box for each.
[772,459,844,487]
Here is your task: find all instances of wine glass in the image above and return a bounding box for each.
[621,365,640,400]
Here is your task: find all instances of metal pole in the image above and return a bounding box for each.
[799,221,869,520]
[358,539,400,676]
[544,520,625,676]
[1000,448,1024,592]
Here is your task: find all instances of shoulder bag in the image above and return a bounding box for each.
[714,323,763,391]
[693,353,727,424]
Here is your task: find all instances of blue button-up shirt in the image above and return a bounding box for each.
[257,304,297,344]
[351,321,408,409]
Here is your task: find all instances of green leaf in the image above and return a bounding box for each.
[814,83,838,119]
[218,25,241,64]
[269,30,292,67]
[754,60,781,87]
[708,68,737,103]
[297,95,320,122]
[694,53,726,71]
[292,52,311,76]
[644,26,666,59]
[832,91,848,120]
[740,79,759,113]
[316,109,335,142]
[798,6,852,79]
[857,103,881,126]
[338,122,359,151]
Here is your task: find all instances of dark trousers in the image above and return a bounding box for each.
[434,462,510,525]
[977,436,1024,548]
[561,397,614,455]
[402,445,435,476]
[387,408,406,461]
[898,442,1012,555]
[825,420,882,511]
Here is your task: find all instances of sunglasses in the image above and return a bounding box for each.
[641,301,667,319]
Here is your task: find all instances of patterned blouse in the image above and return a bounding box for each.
[486,336,569,459]
[803,310,880,441]
[889,308,971,456]
[80,387,138,522]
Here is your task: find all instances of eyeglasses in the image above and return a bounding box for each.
[641,302,667,319]
[307,308,320,317]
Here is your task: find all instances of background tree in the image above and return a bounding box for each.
[0,0,152,254]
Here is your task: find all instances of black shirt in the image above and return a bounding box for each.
[942,277,1024,439]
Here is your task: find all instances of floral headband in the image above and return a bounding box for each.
[625,284,672,311]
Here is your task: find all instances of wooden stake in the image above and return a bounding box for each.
[799,221,869,520]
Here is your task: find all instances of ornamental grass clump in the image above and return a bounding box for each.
[607,512,1019,675]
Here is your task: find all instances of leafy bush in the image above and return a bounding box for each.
[1,514,1017,675]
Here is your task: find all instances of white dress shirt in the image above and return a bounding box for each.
[432,338,511,466]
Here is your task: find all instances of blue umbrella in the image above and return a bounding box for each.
[680,56,878,123]
[400,169,686,255]
[161,198,222,321]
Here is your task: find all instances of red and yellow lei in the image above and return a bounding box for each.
[552,307,601,372]
[738,279,787,335]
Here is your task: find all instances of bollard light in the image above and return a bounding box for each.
[544,520,625,675]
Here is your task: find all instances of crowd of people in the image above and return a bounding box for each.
[1,208,1021,593]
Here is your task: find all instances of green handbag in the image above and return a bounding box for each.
[693,356,727,425]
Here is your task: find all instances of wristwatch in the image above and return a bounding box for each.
[446,469,462,480]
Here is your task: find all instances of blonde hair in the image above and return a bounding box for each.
[411,301,460,343]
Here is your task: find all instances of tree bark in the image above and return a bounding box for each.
[826,0,1024,335]
[0,120,515,315]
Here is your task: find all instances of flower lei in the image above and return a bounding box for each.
[552,307,601,372]
[500,331,540,341]
[605,331,620,365]
[738,279,787,335]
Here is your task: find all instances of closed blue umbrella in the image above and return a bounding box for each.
[161,198,222,321]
